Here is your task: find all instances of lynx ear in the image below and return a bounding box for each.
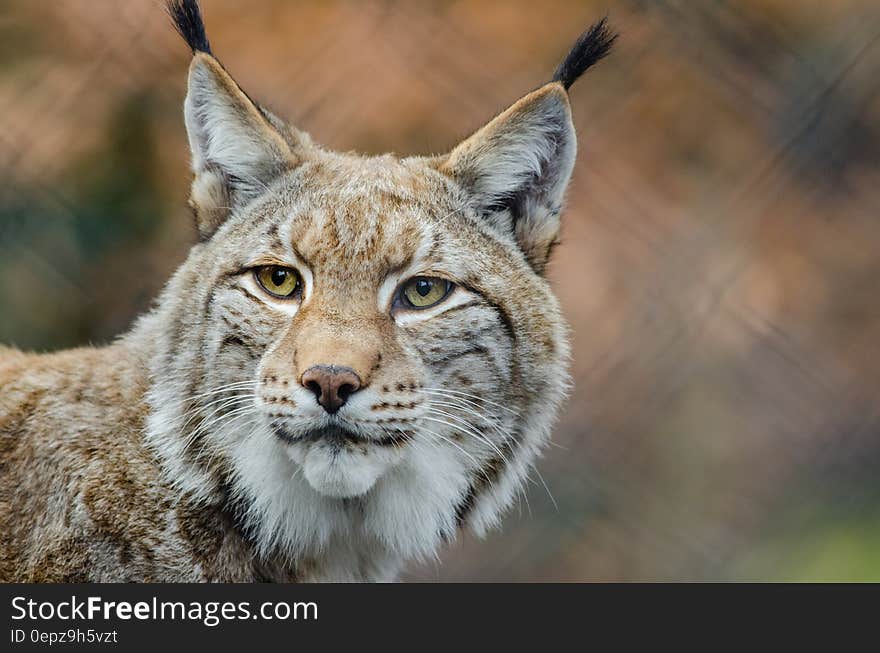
[439,84,576,273]
[184,53,295,238]
[439,18,615,272]
[168,1,296,238]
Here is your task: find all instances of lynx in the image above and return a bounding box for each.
[0,0,614,582]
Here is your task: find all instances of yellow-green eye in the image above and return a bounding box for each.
[255,266,301,298]
[400,277,452,309]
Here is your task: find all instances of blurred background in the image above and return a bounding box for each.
[1,0,879,581]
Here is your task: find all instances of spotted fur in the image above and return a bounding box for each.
[0,1,613,582]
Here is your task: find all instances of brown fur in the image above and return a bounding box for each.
[0,344,306,581]
[0,7,613,581]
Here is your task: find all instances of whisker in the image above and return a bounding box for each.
[426,399,511,441]
[425,407,512,468]
[414,421,484,473]
[419,388,520,418]
[418,418,501,488]
[183,380,256,402]
[178,393,257,434]
[180,392,257,420]
[183,401,256,448]
[532,466,559,512]
[187,407,258,464]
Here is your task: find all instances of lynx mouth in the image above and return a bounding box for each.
[272,423,410,447]
[275,423,412,498]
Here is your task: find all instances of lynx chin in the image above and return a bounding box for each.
[0,0,615,582]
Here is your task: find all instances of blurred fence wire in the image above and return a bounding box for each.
[1,0,879,580]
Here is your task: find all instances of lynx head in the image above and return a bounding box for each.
[146,0,614,571]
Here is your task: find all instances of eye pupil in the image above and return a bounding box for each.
[416,279,432,297]
[271,269,287,287]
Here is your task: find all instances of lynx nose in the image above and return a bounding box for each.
[301,365,362,414]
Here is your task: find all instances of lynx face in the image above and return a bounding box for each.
[187,155,556,505]
[142,2,614,570]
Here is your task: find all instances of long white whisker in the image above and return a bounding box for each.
[519,481,533,518]
[533,466,559,512]
[194,412,262,473]
[181,392,257,420]
[176,386,256,431]
[426,407,511,467]
[184,401,256,448]
[183,380,256,402]
[418,418,501,488]
[426,399,511,441]
[178,393,257,434]
[419,388,520,417]
[416,421,484,472]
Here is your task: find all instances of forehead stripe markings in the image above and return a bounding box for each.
[376,222,435,312]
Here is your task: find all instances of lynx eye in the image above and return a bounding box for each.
[400,277,452,309]
[254,265,301,299]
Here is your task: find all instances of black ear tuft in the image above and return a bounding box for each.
[167,0,212,55]
[551,17,617,90]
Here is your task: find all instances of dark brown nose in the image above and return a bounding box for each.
[300,365,362,414]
